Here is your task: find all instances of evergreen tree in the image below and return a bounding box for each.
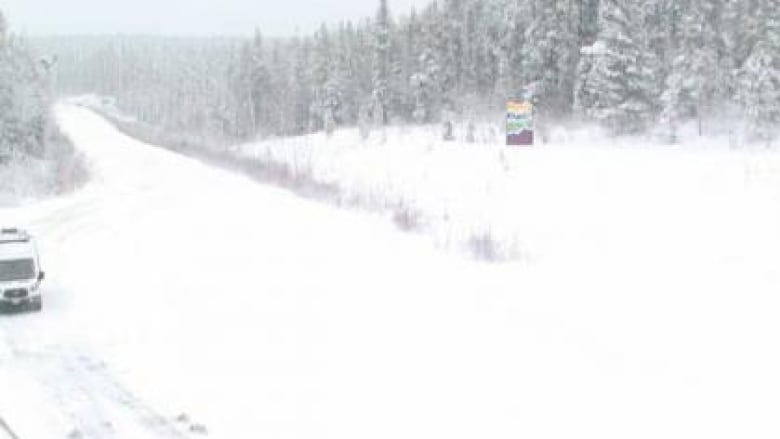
[226,44,253,138]
[411,1,445,123]
[737,0,780,143]
[372,0,392,126]
[290,38,315,134]
[523,0,581,119]
[399,11,422,121]
[335,23,361,126]
[438,0,465,112]
[574,0,656,134]
[248,30,271,136]
[724,0,761,69]
[0,13,50,160]
[660,0,721,140]
[266,41,292,135]
[323,30,346,135]
[494,0,529,100]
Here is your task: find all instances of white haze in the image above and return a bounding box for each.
[1,0,432,36]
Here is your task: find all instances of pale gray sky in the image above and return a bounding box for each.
[1,0,433,36]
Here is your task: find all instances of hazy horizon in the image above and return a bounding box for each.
[1,0,432,37]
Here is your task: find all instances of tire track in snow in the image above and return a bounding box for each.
[30,351,186,438]
[0,417,20,439]
[0,317,189,439]
[60,353,190,438]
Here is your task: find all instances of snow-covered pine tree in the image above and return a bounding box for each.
[290,38,315,134]
[410,1,445,123]
[523,0,581,119]
[0,13,50,161]
[351,24,376,123]
[461,0,481,96]
[477,0,504,99]
[493,0,529,102]
[409,8,437,125]
[372,0,392,127]
[226,43,253,138]
[324,30,347,136]
[724,0,762,69]
[248,30,271,136]
[437,0,465,113]
[265,41,292,135]
[737,0,780,143]
[334,23,361,126]
[640,0,675,117]
[398,10,422,121]
[659,0,721,140]
[574,0,656,134]
[461,0,499,105]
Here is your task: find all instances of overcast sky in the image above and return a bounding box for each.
[1,0,433,36]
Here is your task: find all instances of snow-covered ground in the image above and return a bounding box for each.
[1,105,780,438]
[233,123,780,261]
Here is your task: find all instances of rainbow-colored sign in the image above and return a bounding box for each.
[506,99,534,146]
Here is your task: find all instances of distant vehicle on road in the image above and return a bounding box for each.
[0,228,45,312]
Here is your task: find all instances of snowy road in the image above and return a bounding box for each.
[2,105,780,438]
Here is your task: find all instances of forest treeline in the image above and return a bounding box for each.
[38,0,780,144]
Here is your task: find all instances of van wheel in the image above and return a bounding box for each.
[30,298,42,312]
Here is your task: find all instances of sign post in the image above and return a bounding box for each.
[506,99,534,146]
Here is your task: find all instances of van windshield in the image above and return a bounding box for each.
[0,259,36,282]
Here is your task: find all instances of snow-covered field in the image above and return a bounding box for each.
[1,105,780,438]
[233,123,780,261]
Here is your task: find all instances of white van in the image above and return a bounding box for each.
[0,228,44,312]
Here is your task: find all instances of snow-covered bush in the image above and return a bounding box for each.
[0,119,87,204]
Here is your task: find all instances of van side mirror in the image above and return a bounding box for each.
[38,271,45,281]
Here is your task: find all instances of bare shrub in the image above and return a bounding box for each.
[392,201,425,232]
[0,118,88,203]
[467,228,521,262]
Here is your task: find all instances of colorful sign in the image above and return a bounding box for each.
[506,99,534,146]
